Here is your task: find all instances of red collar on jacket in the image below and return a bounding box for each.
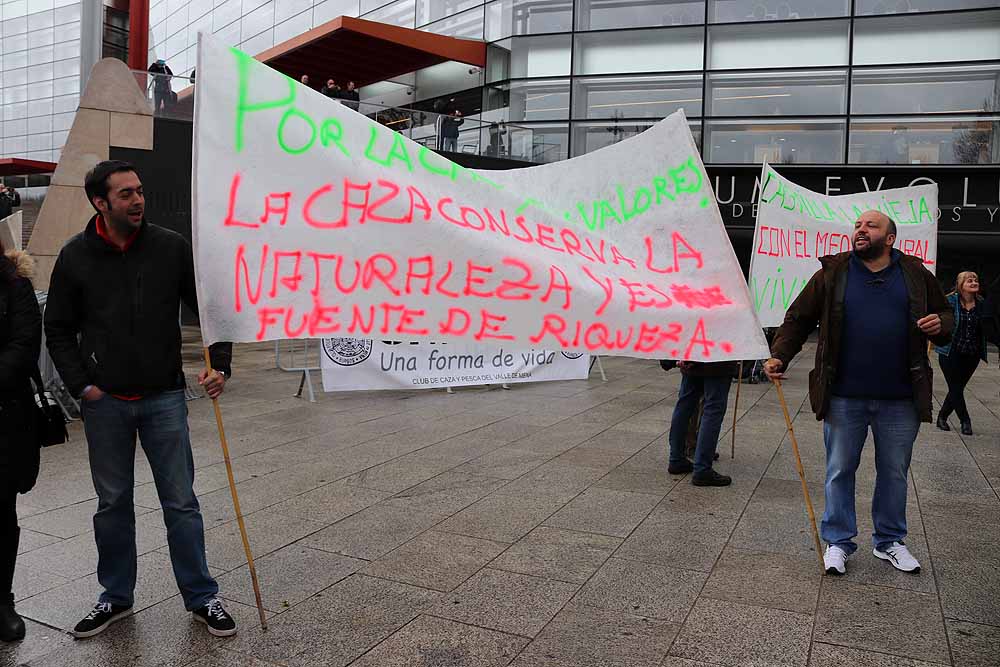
[95,215,139,252]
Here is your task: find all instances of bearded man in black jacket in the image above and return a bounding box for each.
[44,160,238,639]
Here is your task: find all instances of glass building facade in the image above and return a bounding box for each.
[143,0,1000,166]
[0,0,86,166]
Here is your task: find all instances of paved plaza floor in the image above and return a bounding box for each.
[4,334,999,666]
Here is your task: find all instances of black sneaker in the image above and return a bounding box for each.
[691,470,732,487]
[193,598,237,637]
[960,421,973,436]
[668,459,693,474]
[73,602,132,638]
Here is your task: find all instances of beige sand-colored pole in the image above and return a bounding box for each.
[773,378,825,575]
[203,349,268,629]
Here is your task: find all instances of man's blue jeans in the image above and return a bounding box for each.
[82,389,217,611]
[668,374,732,473]
[822,396,920,554]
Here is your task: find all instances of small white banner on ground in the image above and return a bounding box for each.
[320,340,589,391]
[750,163,938,328]
[192,34,769,362]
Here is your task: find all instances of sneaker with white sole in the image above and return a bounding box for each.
[873,542,921,573]
[72,602,133,639]
[824,545,849,575]
[192,598,237,637]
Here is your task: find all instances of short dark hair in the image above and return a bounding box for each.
[84,160,138,212]
[886,217,897,238]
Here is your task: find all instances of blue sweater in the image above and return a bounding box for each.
[831,251,912,400]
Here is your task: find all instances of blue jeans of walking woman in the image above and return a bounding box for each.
[668,374,732,473]
[822,397,920,554]
[82,390,217,611]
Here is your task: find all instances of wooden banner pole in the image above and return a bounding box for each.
[731,361,743,460]
[203,349,268,629]
[773,378,825,576]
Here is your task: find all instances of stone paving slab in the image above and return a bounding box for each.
[3,335,998,666]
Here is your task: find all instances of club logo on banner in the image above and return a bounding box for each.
[321,338,374,366]
[749,163,938,328]
[321,341,590,391]
[191,34,769,362]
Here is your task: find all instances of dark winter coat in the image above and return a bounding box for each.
[680,361,739,378]
[770,250,952,423]
[0,250,41,493]
[148,62,173,91]
[441,114,464,139]
[44,215,231,399]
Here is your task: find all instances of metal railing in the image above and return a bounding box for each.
[129,69,562,163]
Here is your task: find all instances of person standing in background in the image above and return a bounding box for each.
[935,272,988,435]
[147,59,173,113]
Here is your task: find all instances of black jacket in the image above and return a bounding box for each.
[0,250,41,492]
[148,62,173,91]
[680,360,739,378]
[343,89,360,111]
[44,215,231,398]
[441,114,464,139]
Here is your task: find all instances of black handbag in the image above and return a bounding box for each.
[30,366,67,447]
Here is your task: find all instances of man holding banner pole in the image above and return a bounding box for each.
[44,161,239,638]
[763,210,951,576]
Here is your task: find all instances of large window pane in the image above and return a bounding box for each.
[419,6,484,38]
[416,0,482,25]
[849,116,1000,165]
[705,119,845,163]
[415,61,481,101]
[504,122,568,162]
[571,120,702,155]
[852,64,1000,115]
[576,0,704,32]
[485,0,571,41]
[571,119,652,156]
[707,70,847,116]
[366,0,416,27]
[853,11,1000,66]
[574,27,703,75]
[855,0,1000,15]
[484,78,569,121]
[709,0,847,22]
[573,73,702,119]
[487,35,571,82]
[709,20,849,69]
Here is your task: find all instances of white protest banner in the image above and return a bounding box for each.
[320,339,589,391]
[192,34,769,362]
[749,163,938,327]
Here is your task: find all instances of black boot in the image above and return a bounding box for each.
[1,527,25,642]
[960,420,973,436]
[935,413,950,431]
[0,595,24,642]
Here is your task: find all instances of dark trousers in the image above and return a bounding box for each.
[938,353,981,423]
[0,490,16,600]
[153,89,169,112]
[668,374,732,473]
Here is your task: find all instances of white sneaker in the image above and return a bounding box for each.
[874,542,921,573]
[824,545,848,575]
